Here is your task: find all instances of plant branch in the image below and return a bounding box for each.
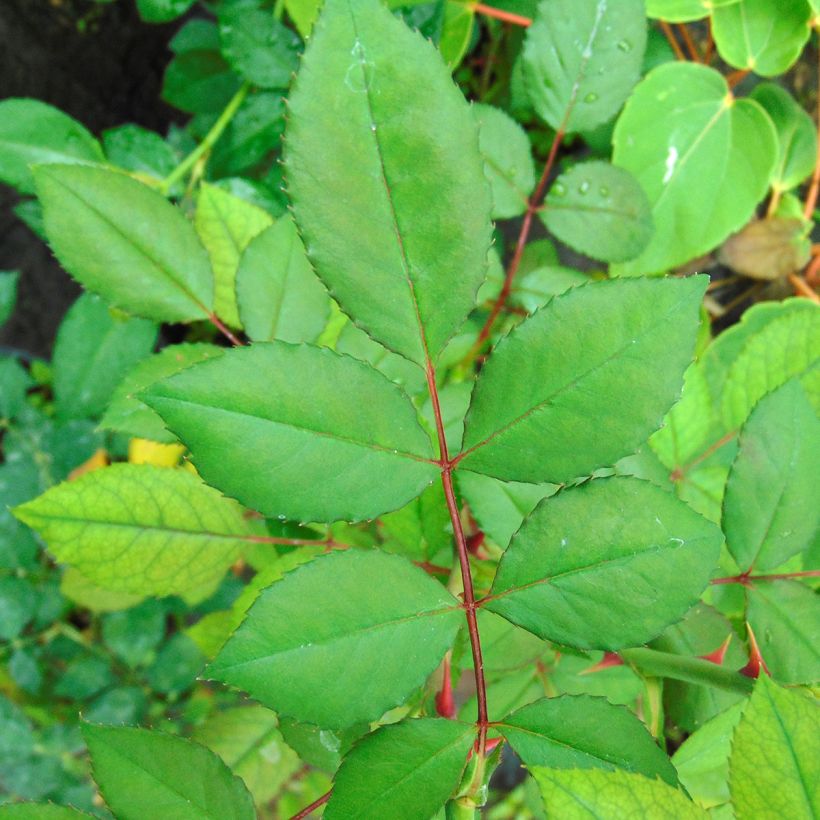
[788,273,820,302]
[472,3,531,27]
[208,312,245,346]
[675,23,701,62]
[711,569,820,586]
[659,20,687,61]
[804,46,820,219]
[289,789,332,820]
[670,430,737,481]
[160,81,252,195]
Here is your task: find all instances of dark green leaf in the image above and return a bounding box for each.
[102,600,166,668]
[102,124,178,180]
[0,577,36,640]
[0,357,32,420]
[0,270,19,328]
[146,633,204,695]
[136,0,195,23]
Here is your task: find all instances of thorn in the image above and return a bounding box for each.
[740,623,770,679]
[580,652,623,674]
[700,634,732,665]
[468,735,503,760]
[435,654,456,719]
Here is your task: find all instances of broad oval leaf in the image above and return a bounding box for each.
[325,718,474,819]
[100,343,224,444]
[142,342,438,522]
[13,465,257,597]
[474,103,535,219]
[458,277,706,484]
[499,695,678,785]
[729,677,820,819]
[0,99,103,194]
[522,0,646,133]
[285,0,492,366]
[540,161,653,263]
[83,723,255,820]
[533,767,708,819]
[485,477,723,650]
[612,63,777,276]
[712,0,812,77]
[207,550,462,728]
[34,164,215,323]
[645,0,735,21]
[235,217,330,343]
[722,381,820,572]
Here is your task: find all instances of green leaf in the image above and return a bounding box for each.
[473,103,535,219]
[286,0,322,37]
[721,306,820,430]
[533,767,708,818]
[235,217,330,342]
[285,0,492,366]
[195,182,273,327]
[207,550,462,728]
[83,723,255,820]
[612,63,777,275]
[459,277,706,483]
[193,706,301,806]
[0,806,92,819]
[0,357,32,420]
[672,701,744,811]
[712,0,812,77]
[0,270,19,328]
[136,0,195,23]
[102,124,178,180]
[729,677,820,819]
[540,161,653,263]
[746,581,820,685]
[102,600,166,668]
[751,83,818,191]
[499,695,678,785]
[219,0,300,89]
[486,477,723,650]
[34,165,215,323]
[0,99,103,194]
[14,464,257,597]
[100,343,224,444]
[146,633,204,695]
[52,293,158,420]
[439,1,474,69]
[0,577,35,640]
[61,568,144,613]
[521,0,646,133]
[723,381,820,572]
[645,0,739,22]
[325,719,474,819]
[142,343,438,523]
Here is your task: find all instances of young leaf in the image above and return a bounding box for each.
[722,381,820,572]
[207,550,462,728]
[325,719,474,819]
[34,165,215,323]
[14,465,258,597]
[521,0,646,133]
[498,695,678,785]
[712,0,812,77]
[285,0,492,366]
[83,723,255,820]
[0,99,103,194]
[751,83,818,192]
[100,343,224,444]
[746,581,820,685]
[136,0,196,23]
[52,293,158,421]
[540,161,653,263]
[473,103,535,219]
[612,63,776,276]
[235,217,330,343]
[729,676,820,818]
[485,477,723,650]
[102,124,178,180]
[195,183,273,327]
[286,0,322,37]
[142,343,438,523]
[533,767,708,818]
[458,277,706,484]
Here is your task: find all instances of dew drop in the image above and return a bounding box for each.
[584,92,598,103]
[617,39,632,52]
[578,180,590,195]
[599,186,609,197]
[552,182,566,196]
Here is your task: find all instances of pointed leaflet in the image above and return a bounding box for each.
[285,0,492,366]
[521,0,646,133]
[485,477,723,650]
[82,723,255,820]
[499,696,677,785]
[195,183,272,328]
[722,381,820,572]
[142,342,438,523]
[458,277,706,483]
[729,677,820,818]
[235,217,330,343]
[533,767,708,819]
[324,719,474,819]
[612,63,776,276]
[207,550,462,728]
[14,465,258,597]
[34,164,214,323]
